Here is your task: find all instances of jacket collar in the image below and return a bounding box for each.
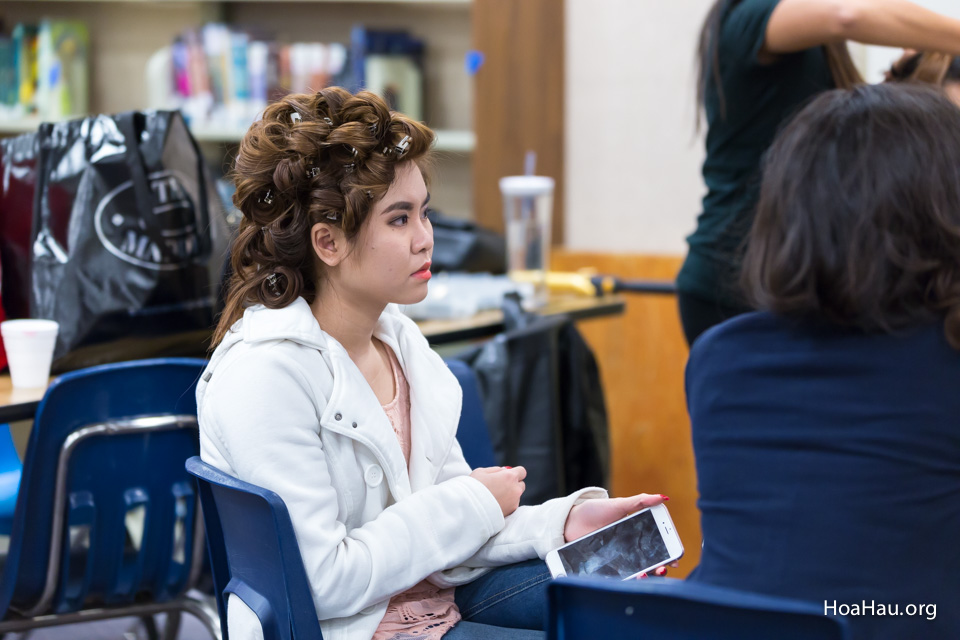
[217,297,462,496]
[240,297,408,351]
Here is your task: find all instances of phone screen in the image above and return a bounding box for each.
[556,510,670,579]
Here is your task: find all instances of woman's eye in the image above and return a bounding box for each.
[390,214,409,226]
[421,208,430,220]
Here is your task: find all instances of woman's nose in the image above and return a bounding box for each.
[414,216,434,253]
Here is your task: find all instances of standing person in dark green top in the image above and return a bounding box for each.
[678,0,960,345]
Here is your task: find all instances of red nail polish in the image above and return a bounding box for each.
[660,495,670,501]
[638,573,648,579]
[504,466,512,469]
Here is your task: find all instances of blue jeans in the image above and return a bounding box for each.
[447,559,551,639]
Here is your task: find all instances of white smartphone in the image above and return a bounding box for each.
[545,504,684,580]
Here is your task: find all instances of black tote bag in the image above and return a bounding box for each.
[3,110,230,370]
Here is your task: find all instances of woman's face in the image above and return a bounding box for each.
[945,82,960,107]
[336,162,434,308]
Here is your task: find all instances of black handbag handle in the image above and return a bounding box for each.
[30,123,53,318]
[174,110,212,257]
[116,112,155,223]
[115,110,212,258]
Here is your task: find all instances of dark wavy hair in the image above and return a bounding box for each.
[213,87,435,347]
[741,83,960,348]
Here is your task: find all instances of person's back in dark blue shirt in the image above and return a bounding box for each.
[687,312,960,640]
[685,82,960,640]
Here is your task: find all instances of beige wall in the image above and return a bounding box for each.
[564,0,714,255]
[565,0,960,256]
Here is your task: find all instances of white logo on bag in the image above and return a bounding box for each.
[94,170,201,271]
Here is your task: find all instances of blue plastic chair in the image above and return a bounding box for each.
[0,358,219,638]
[445,359,498,468]
[0,423,22,535]
[547,576,850,640]
[187,456,321,640]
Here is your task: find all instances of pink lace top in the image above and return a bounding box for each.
[373,344,461,640]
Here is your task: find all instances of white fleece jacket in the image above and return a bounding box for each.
[197,298,607,640]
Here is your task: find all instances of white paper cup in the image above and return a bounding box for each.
[1,319,60,389]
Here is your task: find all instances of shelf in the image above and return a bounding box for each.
[0,116,44,135]
[0,117,475,152]
[192,123,475,152]
[13,0,471,4]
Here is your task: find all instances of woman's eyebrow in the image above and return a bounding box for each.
[381,193,431,215]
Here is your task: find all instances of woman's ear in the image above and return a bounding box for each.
[311,222,346,267]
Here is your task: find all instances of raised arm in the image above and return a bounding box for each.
[765,0,960,56]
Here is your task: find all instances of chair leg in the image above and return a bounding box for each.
[136,615,161,640]
[161,611,182,640]
[0,604,198,636]
[179,593,222,640]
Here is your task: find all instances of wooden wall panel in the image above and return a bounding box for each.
[552,250,700,578]
[472,0,565,244]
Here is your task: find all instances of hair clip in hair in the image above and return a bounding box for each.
[369,122,379,135]
[381,145,393,156]
[326,212,340,221]
[350,146,358,158]
[323,117,333,126]
[395,135,411,158]
[266,272,281,295]
[259,189,274,205]
[308,166,321,178]
[365,190,374,200]
[290,112,302,125]
[343,162,355,174]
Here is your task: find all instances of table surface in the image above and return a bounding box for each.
[0,294,624,422]
[0,376,51,423]
[417,294,625,344]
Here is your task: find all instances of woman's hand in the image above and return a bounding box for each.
[884,48,918,81]
[564,493,678,578]
[563,493,668,543]
[470,466,526,517]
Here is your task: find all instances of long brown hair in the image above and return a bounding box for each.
[741,83,960,348]
[696,0,864,124]
[212,88,435,347]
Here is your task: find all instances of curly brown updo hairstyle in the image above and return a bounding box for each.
[212,87,435,347]
[741,83,960,349]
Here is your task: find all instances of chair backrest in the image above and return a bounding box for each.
[547,577,849,640]
[186,456,322,640]
[456,314,569,504]
[445,359,498,469]
[0,358,208,618]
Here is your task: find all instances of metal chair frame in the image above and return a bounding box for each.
[0,359,220,639]
[0,414,219,637]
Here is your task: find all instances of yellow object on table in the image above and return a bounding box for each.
[508,269,608,297]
